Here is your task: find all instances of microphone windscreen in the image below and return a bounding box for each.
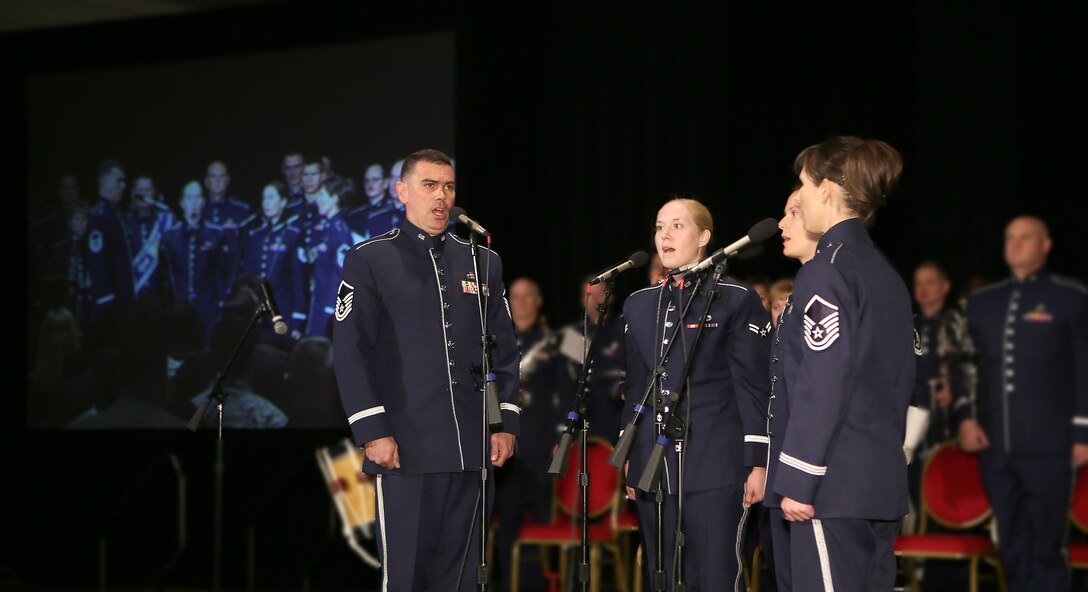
[627,250,651,268]
[748,217,780,242]
[449,206,467,220]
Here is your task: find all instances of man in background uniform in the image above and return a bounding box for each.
[281,151,306,202]
[346,162,402,243]
[203,161,250,287]
[957,215,1088,591]
[86,159,135,323]
[203,161,252,229]
[494,276,571,590]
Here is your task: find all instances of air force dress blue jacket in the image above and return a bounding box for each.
[960,268,1088,454]
[621,275,771,494]
[764,293,799,509]
[333,220,521,475]
[771,218,915,520]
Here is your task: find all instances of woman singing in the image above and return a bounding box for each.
[621,197,771,590]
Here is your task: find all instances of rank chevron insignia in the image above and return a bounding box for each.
[335,280,354,321]
[803,294,840,351]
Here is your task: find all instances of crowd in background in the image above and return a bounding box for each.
[25,153,413,429]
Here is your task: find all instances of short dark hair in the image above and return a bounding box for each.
[914,260,949,281]
[97,158,123,181]
[400,149,453,182]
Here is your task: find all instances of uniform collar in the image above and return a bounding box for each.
[1011,266,1049,284]
[517,323,547,342]
[400,218,448,251]
[818,217,870,251]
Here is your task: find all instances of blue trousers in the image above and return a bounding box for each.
[979,449,1072,592]
[787,517,898,592]
[375,471,493,591]
[634,482,745,591]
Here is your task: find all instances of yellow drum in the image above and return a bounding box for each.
[316,438,380,568]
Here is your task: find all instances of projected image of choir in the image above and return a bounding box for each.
[26,152,412,429]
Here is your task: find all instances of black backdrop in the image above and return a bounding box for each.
[4,1,1086,589]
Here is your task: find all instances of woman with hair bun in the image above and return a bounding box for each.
[769,136,915,591]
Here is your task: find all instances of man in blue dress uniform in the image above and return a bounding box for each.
[281,152,306,202]
[283,159,327,331]
[86,159,135,323]
[346,162,403,243]
[956,215,1088,591]
[203,161,251,286]
[203,161,252,228]
[494,276,570,590]
[161,181,230,339]
[333,149,520,591]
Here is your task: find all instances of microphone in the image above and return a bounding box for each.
[259,280,289,335]
[449,206,490,237]
[588,250,651,285]
[681,218,779,278]
[665,263,696,277]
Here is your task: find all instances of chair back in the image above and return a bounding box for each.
[1071,467,1088,532]
[553,435,620,521]
[920,440,992,531]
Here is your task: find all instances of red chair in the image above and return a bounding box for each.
[893,440,1006,592]
[510,435,628,592]
[1068,467,1088,569]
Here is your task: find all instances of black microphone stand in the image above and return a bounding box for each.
[608,276,704,591]
[187,297,269,592]
[458,228,503,592]
[636,262,726,591]
[546,276,616,592]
